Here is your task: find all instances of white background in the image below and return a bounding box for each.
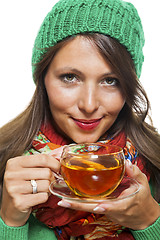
[0,0,159,132]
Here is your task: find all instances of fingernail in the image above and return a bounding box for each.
[57,200,71,208]
[126,159,133,169]
[93,206,105,212]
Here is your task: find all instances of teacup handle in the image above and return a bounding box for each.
[53,172,63,180]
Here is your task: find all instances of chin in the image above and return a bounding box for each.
[72,135,100,144]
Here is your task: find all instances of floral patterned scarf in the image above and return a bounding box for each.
[25,123,149,240]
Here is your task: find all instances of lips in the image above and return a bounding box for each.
[72,118,102,131]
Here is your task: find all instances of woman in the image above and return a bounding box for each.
[0,0,160,239]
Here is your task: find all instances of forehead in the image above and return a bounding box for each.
[49,36,113,73]
[54,36,101,58]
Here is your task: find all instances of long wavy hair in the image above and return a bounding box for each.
[0,33,160,201]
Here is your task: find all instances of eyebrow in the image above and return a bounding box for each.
[54,67,117,78]
[54,67,83,76]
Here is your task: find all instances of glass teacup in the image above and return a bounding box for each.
[60,143,125,198]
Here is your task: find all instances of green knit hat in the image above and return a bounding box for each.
[32,0,145,78]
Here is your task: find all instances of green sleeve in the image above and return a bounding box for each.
[130,182,160,240]
[0,214,57,240]
[0,216,29,240]
[130,215,160,240]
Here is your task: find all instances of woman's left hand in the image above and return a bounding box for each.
[57,160,160,230]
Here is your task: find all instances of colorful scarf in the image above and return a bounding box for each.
[25,123,149,240]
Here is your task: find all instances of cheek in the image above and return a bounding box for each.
[44,73,79,117]
[104,92,125,115]
[47,87,77,111]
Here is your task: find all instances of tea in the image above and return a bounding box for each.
[61,156,124,198]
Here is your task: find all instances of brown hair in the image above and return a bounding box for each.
[0,33,160,200]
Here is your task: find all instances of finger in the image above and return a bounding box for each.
[7,154,60,172]
[5,167,54,181]
[57,199,124,217]
[125,160,147,184]
[48,146,65,159]
[7,180,51,194]
[13,192,49,212]
[57,199,97,212]
[29,179,50,193]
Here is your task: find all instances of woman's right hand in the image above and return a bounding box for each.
[0,154,60,227]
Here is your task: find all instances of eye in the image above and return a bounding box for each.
[60,73,77,83]
[101,77,119,86]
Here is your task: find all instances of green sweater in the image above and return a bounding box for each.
[0,213,160,240]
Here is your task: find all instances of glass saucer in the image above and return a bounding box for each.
[49,176,140,203]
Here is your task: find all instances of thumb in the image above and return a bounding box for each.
[48,146,65,160]
[125,160,147,184]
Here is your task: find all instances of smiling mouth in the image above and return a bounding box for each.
[72,118,102,131]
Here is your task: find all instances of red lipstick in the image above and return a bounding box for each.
[72,118,102,131]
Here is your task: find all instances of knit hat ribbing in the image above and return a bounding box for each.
[32,0,145,78]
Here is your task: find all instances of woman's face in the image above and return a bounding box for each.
[45,36,125,143]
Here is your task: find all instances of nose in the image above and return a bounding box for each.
[78,83,99,114]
